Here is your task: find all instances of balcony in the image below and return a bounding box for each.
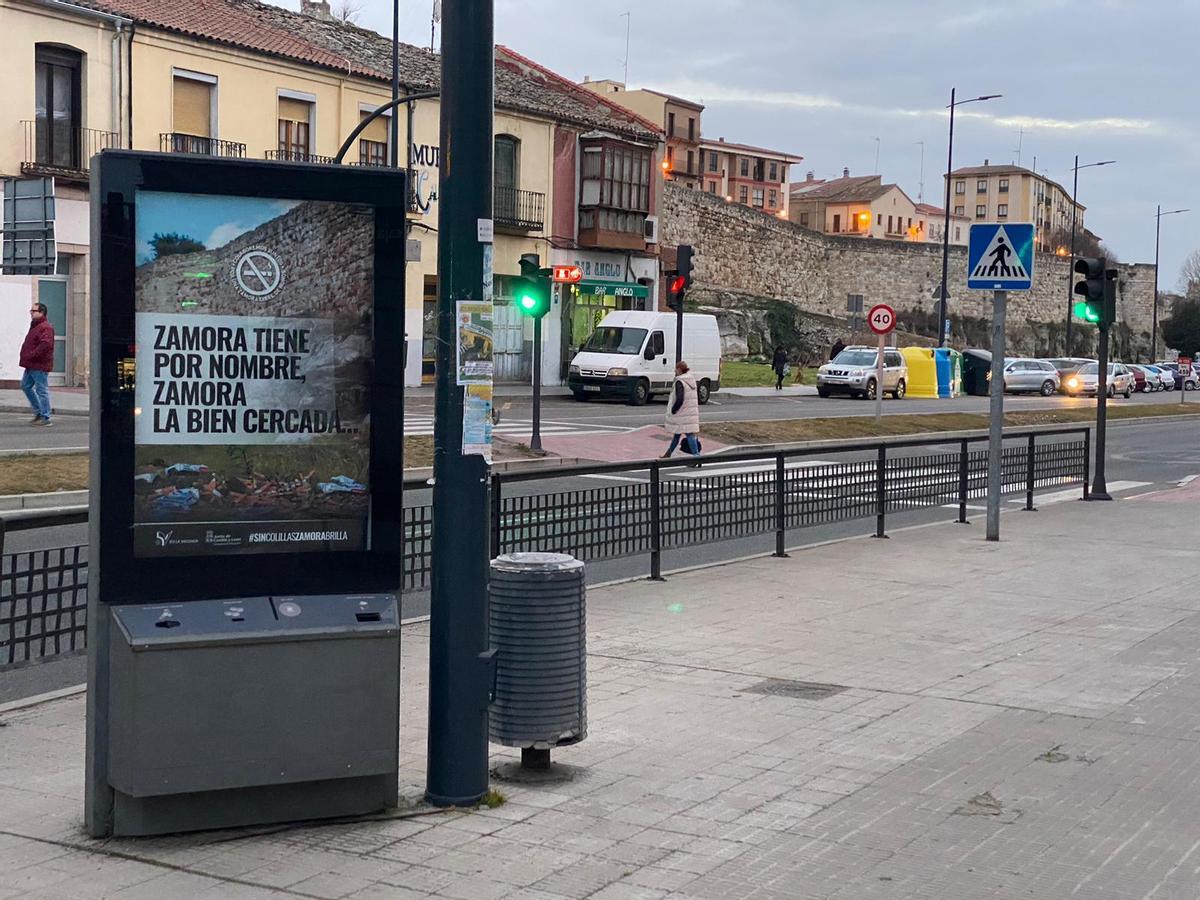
[494,187,545,231]
[264,149,336,165]
[159,133,246,158]
[21,120,118,181]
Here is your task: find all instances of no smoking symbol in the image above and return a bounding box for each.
[234,249,283,299]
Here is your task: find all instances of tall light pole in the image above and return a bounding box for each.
[1063,157,1115,355]
[937,90,1001,347]
[1152,205,1189,362]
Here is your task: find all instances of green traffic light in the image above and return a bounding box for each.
[518,293,537,311]
[1073,301,1100,324]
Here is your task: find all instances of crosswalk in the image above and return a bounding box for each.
[403,414,632,439]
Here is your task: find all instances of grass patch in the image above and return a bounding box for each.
[480,788,506,809]
[704,403,1200,446]
[720,360,810,387]
[0,454,89,496]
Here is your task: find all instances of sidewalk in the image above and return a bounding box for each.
[0,388,88,417]
[3,483,1200,898]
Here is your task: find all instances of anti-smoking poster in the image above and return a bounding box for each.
[132,191,375,558]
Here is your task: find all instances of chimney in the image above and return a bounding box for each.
[583,75,591,83]
[300,0,333,19]
[806,171,815,182]
[718,137,725,143]
[843,167,850,178]
[983,158,989,166]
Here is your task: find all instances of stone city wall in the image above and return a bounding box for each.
[662,183,1156,358]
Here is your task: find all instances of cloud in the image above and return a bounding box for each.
[205,221,250,250]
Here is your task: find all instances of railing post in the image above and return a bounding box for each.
[490,474,502,559]
[957,439,970,524]
[874,445,888,539]
[1025,434,1037,511]
[773,454,788,558]
[649,462,664,580]
[1083,428,1091,501]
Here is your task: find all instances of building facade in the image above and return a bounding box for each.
[578,79,703,191]
[0,0,664,387]
[945,161,1085,254]
[915,203,970,247]
[789,171,925,242]
[700,139,802,219]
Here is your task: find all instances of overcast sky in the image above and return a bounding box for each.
[307,0,1198,288]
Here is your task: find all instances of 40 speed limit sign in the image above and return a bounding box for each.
[868,304,897,336]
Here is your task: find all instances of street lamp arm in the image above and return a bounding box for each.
[333,90,441,164]
[947,93,1002,108]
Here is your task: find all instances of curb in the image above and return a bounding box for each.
[0,490,89,512]
[0,405,88,417]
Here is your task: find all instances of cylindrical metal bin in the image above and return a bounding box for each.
[489,552,587,752]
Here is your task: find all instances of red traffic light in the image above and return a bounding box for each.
[669,275,687,294]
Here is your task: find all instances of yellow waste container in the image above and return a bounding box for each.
[900,347,939,398]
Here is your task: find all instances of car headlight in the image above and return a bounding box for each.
[569,364,580,376]
[608,367,628,377]
[1067,377,1078,389]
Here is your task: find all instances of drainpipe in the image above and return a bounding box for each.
[110,23,122,144]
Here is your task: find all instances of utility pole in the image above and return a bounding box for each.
[1065,155,1079,356]
[1152,205,1189,362]
[426,0,494,808]
[986,290,1007,541]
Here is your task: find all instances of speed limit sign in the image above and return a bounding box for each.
[868,303,897,335]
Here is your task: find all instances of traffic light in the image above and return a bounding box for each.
[1073,256,1116,327]
[667,244,694,312]
[515,253,551,319]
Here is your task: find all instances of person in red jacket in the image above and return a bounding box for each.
[20,303,55,426]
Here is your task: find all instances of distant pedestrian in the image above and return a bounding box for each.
[830,337,847,360]
[20,302,54,426]
[662,360,701,467]
[772,346,789,390]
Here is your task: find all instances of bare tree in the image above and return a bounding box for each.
[1179,248,1200,293]
[1045,226,1117,262]
[332,0,364,23]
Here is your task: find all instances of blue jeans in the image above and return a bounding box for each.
[665,433,699,455]
[21,369,51,420]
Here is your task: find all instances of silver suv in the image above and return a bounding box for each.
[1003,358,1060,395]
[817,346,908,400]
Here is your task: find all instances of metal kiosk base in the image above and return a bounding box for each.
[101,594,400,837]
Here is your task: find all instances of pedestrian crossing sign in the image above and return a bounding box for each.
[967,223,1035,291]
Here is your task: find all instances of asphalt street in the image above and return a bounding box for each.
[3,414,1196,703]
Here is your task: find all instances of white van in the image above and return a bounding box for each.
[567,311,722,405]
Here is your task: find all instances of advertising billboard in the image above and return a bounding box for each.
[131,192,373,557]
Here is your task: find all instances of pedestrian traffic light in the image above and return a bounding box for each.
[1073,256,1116,327]
[666,244,694,312]
[515,253,551,319]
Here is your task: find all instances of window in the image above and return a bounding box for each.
[877,214,882,225]
[278,96,312,159]
[997,203,1008,217]
[999,178,1009,193]
[173,71,214,138]
[739,185,748,204]
[34,45,83,169]
[708,151,718,172]
[357,110,389,166]
[977,179,988,193]
[752,188,765,207]
[648,331,665,356]
[954,205,964,216]
[686,149,694,174]
[707,181,716,193]
[668,111,675,136]
[799,213,809,227]
[769,162,778,182]
[740,158,749,177]
[955,226,961,241]
[665,145,674,168]
[768,189,777,207]
[687,117,695,141]
[832,213,841,232]
[578,139,652,237]
[753,160,765,181]
[887,215,893,232]
[907,218,912,229]
[975,204,986,218]
[955,180,965,194]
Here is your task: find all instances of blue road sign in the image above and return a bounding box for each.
[967,223,1035,291]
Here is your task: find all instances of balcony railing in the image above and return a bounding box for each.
[350,161,422,213]
[21,120,118,179]
[494,187,545,231]
[263,149,336,164]
[159,132,246,158]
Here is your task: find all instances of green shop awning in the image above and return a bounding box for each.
[574,280,649,299]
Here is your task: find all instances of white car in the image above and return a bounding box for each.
[1003,358,1060,395]
[1064,362,1134,398]
[817,347,908,400]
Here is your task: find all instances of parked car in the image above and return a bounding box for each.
[1154,362,1198,392]
[1064,362,1134,398]
[1045,357,1093,394]
[568,311,722,405]
[1132,364,1168,392]
[817,346,908,399]
[1125,365,1149,393]
[1146,365,1176,391]
[1003,358,1060,395]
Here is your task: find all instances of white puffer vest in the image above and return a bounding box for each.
[664,373,700,434]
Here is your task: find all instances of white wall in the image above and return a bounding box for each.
[0,276,36,382]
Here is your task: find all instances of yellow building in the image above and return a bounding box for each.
[946,161,1085,254]
[789,171,923,241]
[0,0,663,387]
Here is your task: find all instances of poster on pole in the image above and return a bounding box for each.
[455,300,494,385]
[462,384,493,462]
[131,191,374,558]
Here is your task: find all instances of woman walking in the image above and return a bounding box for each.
[772,345,789,390]
[662,360,701,466]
